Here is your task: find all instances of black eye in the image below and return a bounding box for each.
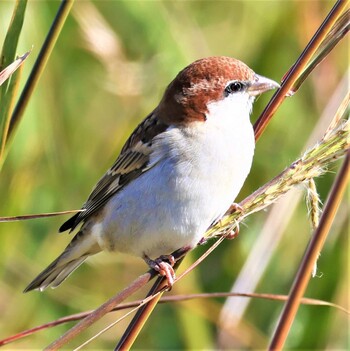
[224,81,246,96]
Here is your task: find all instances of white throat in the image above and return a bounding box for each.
[206,92,254,127]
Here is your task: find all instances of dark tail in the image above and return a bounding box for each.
[24,231,100,292]
[23,255,87,292]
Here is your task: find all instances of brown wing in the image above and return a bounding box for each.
[59,111,169,233]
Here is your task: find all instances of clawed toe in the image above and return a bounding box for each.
[144,254,176,288]
[158,254,175,267]
[228,202,244,214]
[224,220,240,240]
[155,261,175,287]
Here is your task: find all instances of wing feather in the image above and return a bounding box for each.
[59,112,168,233]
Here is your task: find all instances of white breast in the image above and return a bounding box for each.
[94,94,255,258]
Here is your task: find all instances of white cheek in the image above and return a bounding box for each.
[206,93,254,126]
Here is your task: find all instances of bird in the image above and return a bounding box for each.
[24,56,279,292]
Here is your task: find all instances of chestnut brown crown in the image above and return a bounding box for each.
[157,56,256,124]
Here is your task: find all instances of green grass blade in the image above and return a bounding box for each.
[0,0,27,93]
[0,52,30,165]
[7,0,75,142]
[0,0,27,165]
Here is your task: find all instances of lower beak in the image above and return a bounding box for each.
[247,74,280,96]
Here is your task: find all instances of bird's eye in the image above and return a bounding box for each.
[224,81,246,96]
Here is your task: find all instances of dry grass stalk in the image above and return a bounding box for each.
[306,178,322,232]
[44,271,155,350]
[269,149,350,350]
[2,289,348,347]
[305,178,322,277]
[6,0,74,141]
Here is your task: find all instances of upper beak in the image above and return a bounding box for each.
[247,74,280,96]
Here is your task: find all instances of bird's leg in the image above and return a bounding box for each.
[224,219,240,240]
[211,202,244,229]
[144,246,191,288]
[227,202,244,214]
[209,202,243,238]
[222,202,243,239]
[144,255,176,287]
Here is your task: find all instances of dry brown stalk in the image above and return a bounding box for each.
[269,150,350,350]
[44,271,155,350]
[253,0,349,140]
[1,290,348,347]
[114,238,224,350]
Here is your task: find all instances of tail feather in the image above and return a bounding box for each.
[24,231,101,292]
[50,257,87,289]
[23,256,87,292]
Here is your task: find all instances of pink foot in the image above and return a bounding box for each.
[144,255,176,288]
[224,220,240,240]
[228,202,244,214]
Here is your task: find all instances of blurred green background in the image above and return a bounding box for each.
[0,1,348,349]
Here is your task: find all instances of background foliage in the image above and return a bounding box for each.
[0,1,348,349]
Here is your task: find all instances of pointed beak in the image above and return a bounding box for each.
[247,74,280,96]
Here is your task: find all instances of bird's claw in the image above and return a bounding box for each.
[144,254,176,288]
[197,237,208,246]
[228,202,244,214]
[224,219,240,240]
[220,203,242,239]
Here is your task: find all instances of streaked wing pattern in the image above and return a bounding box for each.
[59,112,169,233]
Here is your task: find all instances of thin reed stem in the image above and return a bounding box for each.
[7,0,74,139]
[269,151,350,350]
[254,0,348,141]
[44,272,154,350]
